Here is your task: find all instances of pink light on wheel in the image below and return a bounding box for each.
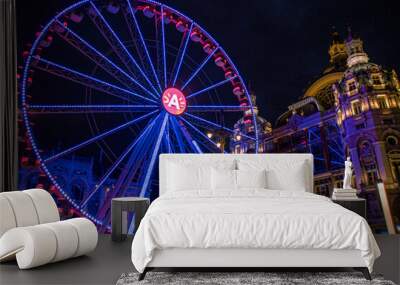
[162,88,187,116]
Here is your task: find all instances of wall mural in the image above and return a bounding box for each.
[18,0,400,234]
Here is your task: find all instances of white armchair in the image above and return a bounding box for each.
[0,189,98,269]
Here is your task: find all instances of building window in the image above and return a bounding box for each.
[365,164,378,185]
[383,118,394,125]
[351,100,362,115]
[234,144,241,154]
[265,141,274,152]
[386,135,398,146]
[372,74,382,85]
[314,179,331,197]
[377,95,388,109]
[335,180,343,189]
[356,123,365,130]
[347,80,357,95]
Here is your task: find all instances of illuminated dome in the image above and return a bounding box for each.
[302,29,347,110]
[275,97,324,128]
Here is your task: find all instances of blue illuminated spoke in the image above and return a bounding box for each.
[171,22,193,87]
[330,160,344,166]
[171,117,200,153]
[187,76,238,99]
[169,116,186,152]
[32,57,157,104]
[55,21,158,100]
[328,145,344,159]
[314,157,326,161]
[179,116,225,152]
[89,1,160,96]
[184,112,256,141]
[161,5,167,89]
[125,0,162,93]
[164,119,172,153]
[184,131,214,153]
[44,110,159,163]
[97,113,164,215]
[187,105,250,112]
[80,113,160,207]
[139,113,169,197]
[28,104,158,114]
[181,47,218,90]
[192,141,202,153]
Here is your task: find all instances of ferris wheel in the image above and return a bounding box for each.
[20,0,259,227]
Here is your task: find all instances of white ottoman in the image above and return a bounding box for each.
[0,189,98,269]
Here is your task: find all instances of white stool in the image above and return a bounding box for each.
[0,189,98,269]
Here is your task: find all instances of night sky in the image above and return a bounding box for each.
[17,0,400,123]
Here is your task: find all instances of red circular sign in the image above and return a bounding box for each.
[162,88,187,115]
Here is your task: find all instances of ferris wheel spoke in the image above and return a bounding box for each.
[187,76,238,99]
[184,112,256,141]
[96,113,164,219]
[164,118,172,153]
[43,110,159,163]
[168,116,186,152]
[160,5,168,89]
[88,1,160,96]
[139,113,169,197]
[171,22,193,87]
[171,117,201,153]
[54,21,158,100]
[181,47,218,91]
[187,132,215,153]
[32,56,157,104]
[187,105,250,112]
[124,0,162,93]
[27,104,158,114]
[179,116,225,152]
[80,112,161,208]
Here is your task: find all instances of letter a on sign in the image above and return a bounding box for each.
[162,87,187,115]
[168,94,180,110]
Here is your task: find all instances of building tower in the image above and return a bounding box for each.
[230,88,272,153]
[303,28,347,109]
[333,31,400,232]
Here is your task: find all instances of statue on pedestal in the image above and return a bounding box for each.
[343,156,353,190]
[333,157,357,199]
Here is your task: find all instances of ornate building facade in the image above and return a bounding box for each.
[230,31,400,233]
[231,90,272,153]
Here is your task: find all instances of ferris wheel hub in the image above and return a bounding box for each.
[161,87,187,116]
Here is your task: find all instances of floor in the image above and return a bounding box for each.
[0,234,399,285]
[0,235,134,285]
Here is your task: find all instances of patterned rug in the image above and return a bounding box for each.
[116,271,396,285]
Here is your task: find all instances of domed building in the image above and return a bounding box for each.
[232,30,400,233]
